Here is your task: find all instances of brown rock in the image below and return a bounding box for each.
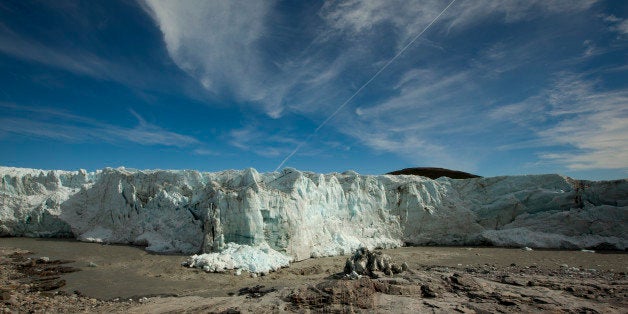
[1,290,11,301]
[344,248,408,278]
[421,284,437,298]
[501,275,525,286]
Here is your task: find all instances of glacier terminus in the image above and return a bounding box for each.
[1,166,626,274]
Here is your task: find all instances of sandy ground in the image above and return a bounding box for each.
[1,237,627,313]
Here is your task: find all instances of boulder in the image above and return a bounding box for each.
[344,248,407,278]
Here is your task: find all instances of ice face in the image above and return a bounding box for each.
[1,166,627,273]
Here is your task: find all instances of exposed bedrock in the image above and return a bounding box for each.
[1,166,626,259]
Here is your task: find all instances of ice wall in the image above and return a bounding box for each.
[1,166,627,261]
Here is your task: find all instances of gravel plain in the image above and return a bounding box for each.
[1,237,626,313]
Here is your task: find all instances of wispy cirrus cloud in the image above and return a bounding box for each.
[192,148,221,156]
[0,103,199,147]
[320,0,598,41]
[228,125,301,158]
[603,14,628,35]
[336,65,485,171]
[0,2,189,94]
[141,0,286,117]
[140,0,601,120]
[492,74,628,170]
[539,76,628,170]
[444,0,597,30]
[141,0,620,173]
[0,24,121,81]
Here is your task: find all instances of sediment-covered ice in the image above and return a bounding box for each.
[1,166,627,273]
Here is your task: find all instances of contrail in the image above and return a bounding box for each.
[274,0,457,171]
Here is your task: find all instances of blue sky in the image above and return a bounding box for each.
[1,0,627,180]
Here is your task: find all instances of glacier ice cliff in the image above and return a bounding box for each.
[1,166,627,266]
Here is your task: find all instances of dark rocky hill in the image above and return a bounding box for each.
[387,167,481,180]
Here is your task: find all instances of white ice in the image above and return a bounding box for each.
[1,166,627,273]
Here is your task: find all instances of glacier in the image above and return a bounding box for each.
[1,166,627,273]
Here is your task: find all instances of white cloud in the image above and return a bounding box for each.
[335,66,484,171]
[603,14,628,35]
[582,40,597,58]
[488,95,547,127]
[141,0,286,116]
[0,103,199,147]
[193,148,221,156]
[142,0,369,119]
[603,15,622,23]
[355,69,472,119]
[141,0,600,119]
[341,118,477,171]
[319,0,443,43]
[320,0,597,41]
[141,0,608,172]
[0,24,117,81]
[613,20,628,35]
[446,0,597,31]
[228,125,299,158]
[493,74,628,170]
[227,124,349,160]
[0,23,173,91]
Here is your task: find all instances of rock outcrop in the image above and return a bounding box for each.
[343,248,408,278]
